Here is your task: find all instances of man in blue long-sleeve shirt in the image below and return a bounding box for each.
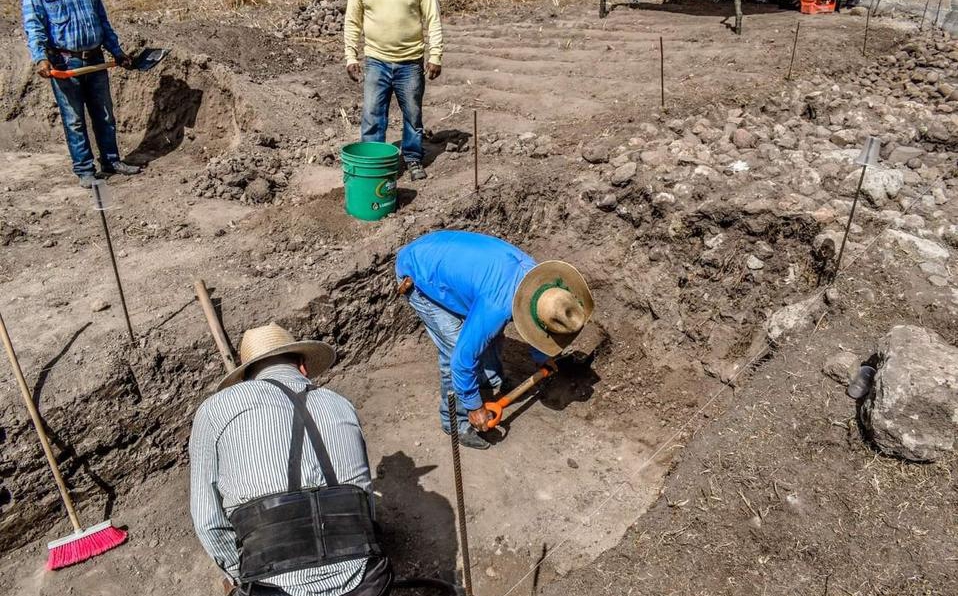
[22,0,141,188]
[396,231,594,449]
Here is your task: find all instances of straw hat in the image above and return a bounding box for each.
[216,322,336,392]
[512,261,594,357]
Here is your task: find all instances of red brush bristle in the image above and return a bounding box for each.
[47,525,127,570]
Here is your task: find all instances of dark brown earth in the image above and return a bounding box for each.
[0,0,956,595]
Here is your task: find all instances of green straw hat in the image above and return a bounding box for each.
[512,261,594,356]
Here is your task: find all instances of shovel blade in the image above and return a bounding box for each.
[132,48,170,71]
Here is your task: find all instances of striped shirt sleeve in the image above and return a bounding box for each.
[93,0,122,57]
[21,0,49,63]
[189,401,241,580]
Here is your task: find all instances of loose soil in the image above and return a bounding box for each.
[0,1,956,596]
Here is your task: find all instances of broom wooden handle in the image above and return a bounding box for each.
[0,312,82,532]
[194,280,237,371]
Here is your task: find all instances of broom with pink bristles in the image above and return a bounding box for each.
[0,312,127,570]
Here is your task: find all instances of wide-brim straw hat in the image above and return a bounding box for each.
[512,261,595,357]
[216,322,336,392]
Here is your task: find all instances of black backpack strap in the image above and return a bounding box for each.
[262,379,340,490]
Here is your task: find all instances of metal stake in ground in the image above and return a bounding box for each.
[934,0,944,28]
[659,36,665,109]
[919,0,932,30]
[862,6,872,57]
[92,181,134,343]
[786,21,801,81]
[473,110,479,193]
[834,136,880,280]
[446,391,474,596]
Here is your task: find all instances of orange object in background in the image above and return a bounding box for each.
[801,0,836,14]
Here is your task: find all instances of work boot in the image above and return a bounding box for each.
[406,161,427,181]
[78,174,97,189]
[102,161,142,176]
[444,427,491,450]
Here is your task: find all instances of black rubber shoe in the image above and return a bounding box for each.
[444,427,491,450]
[102,161,142,175]
[847,365,877,400]
[407,161,427,181]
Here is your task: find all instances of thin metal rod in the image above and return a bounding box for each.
[446,392,473,596]
[0,311,83,532]
[473,110,479,193]
[862,6,872,56]
[786,21,800,81]
[659,36,665,109]
[934,0,944,28]
[93,184,135,343]
[834,165,867,279]
[919,0,931,30]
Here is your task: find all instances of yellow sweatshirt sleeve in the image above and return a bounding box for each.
[421,0,443,66]
[344,0,363,65]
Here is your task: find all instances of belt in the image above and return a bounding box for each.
[396,277,413,296]
[50,47,102,60]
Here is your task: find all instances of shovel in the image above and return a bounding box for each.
[485,323,608,429]
[50,47,170,80]
[484,361,558,429]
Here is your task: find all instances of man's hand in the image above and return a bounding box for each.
[468,406,493,432]
[426,63,442,80]
[116,53,134,69]
[35,59,52,79]
[346,62,362,82]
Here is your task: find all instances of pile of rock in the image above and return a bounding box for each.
[575,30,958,254]
[192,151,294,204]
[278,0,347,38]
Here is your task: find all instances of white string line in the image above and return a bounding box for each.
[495,176,945,596]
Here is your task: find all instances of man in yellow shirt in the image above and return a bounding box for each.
[344,0,443,181]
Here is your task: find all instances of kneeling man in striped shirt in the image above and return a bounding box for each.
[190,323,389,596]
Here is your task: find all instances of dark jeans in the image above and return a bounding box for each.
[48,50,120,177]
[401,279,504,434]
[242,557,393,596]
[360,57,425,164]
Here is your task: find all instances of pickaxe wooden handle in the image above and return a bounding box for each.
[485,361,557,429]
[194,280,237,371]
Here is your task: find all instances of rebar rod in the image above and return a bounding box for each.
[659,37,665,109]
[786,22,800,81]
[446,392,474,596]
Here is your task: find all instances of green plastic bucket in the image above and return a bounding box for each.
[341,142,401,221]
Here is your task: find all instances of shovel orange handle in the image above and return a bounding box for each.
[485,363,556,429]
[50,61,116,79]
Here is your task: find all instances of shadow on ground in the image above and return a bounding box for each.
[375,451,459,584]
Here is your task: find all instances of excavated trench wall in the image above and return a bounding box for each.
[0,166,826,553]
[0,39,247,157]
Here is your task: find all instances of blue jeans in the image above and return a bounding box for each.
[48,51,120,177]
[361,57,425,164]
[405,286,504,434]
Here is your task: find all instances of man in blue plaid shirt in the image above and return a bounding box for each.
[22,0,142,188]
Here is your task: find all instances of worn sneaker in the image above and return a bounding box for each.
[443,427,491,450]
[102,161,142,175]
[407,161,427,181]
[78,174,97,189]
